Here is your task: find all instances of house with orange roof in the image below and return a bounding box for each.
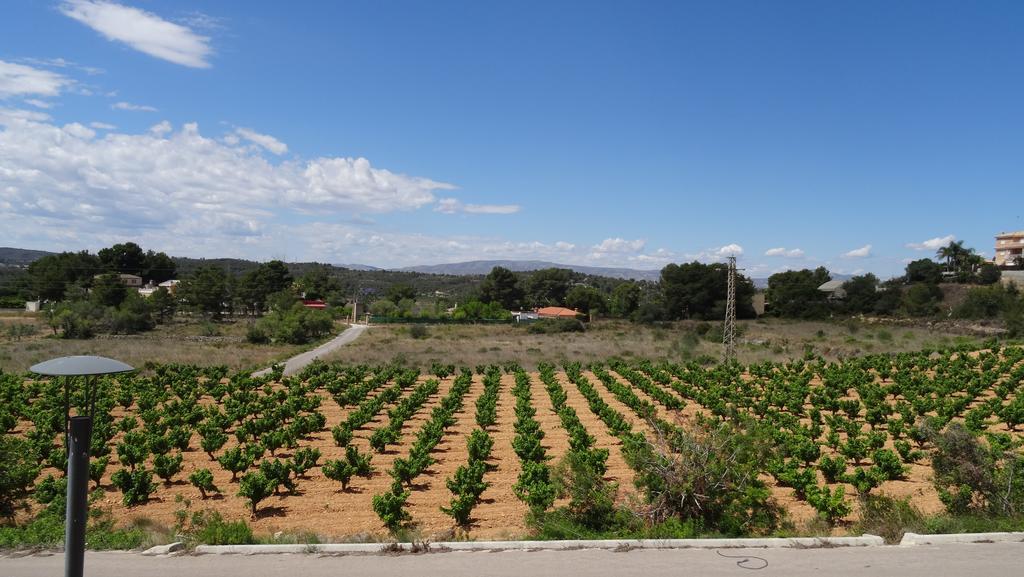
[536,306,581,319]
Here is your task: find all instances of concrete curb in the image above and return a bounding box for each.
[900,532,1024,546]
[193,535,884,555]
[141,542,185,556]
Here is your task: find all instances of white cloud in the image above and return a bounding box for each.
[714,243,744,257]
[765,247,805,258]
[0,107,51,122]
[235,127,288,155]
[0,112,457,251]
[24,99,53,109]
[593,237,646,253]
[293,225,668,269]
[906,234,956,251]
[0,60,71,98]
[464,203,519,214]
[60,1,213,69]
[90,122,116,130]
[434,197,520,215]
[149,120,172,135]
[62,123,95,139]
[20,57,105,76]
[112,101,157,112]
[435,198,460,214]
[842,244,872,258]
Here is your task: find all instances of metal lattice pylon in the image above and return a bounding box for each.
[723,256,737,361]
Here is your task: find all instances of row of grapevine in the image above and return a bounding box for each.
[372,369,474,530]
[509,367,556,513]
[441,365,501,526]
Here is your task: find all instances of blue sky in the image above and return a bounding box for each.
[1,1,1022,278]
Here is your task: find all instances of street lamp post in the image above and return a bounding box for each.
[30,356,134,577]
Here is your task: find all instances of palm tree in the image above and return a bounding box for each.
[936,240,965,273]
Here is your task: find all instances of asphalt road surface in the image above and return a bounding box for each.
[253,323,367,377]
[3,543,1023,577]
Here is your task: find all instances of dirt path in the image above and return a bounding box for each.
[253,324,367,377]
[469,373,530,538]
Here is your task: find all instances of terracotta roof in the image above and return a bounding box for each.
[536,306,580,318]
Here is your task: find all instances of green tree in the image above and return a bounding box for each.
[525,268,575,307]
[905,259,942,284]
[149,286,177,322]
[660,262,755,320]
[25,251,101,301]
[236,261,294,315]
[385,283,416,304]
[479,266,524,310]
[296,265,342,300]
[900,283,943,317]
[98,242,147,275]
[369,299,398,317]
[977,263,1001,285]
[565,285,607,317]
[765,267,831,318]
[90,273,129,308]
[142,250,177,284]
[179,266,230,319]
[609,282,641,318]
[841,274,880,314]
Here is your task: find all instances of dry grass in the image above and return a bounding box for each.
[0,315,987,374]
[323,318,985,370]
[0,317,322,373]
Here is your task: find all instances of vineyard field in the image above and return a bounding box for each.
[4,345,1024,540]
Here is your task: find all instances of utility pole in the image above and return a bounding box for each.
[723,256,737,362]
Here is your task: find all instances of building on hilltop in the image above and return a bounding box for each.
[994,231,1024,267]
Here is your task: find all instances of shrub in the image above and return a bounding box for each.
[526,318,584,334]
[806,484,851,526]
[238,472,275,518]
[322,459,356,490]
[180,510,255,545]
[625,420,782,536]
[291,447,321,478]
[256,303,334,344]
[372,483,411,532]
[549,450,619,531]
[153,453,184,484]
[245,324,269,344]
[0,435,41,518]
[930,424,1024,516]
[89,456,110,489]
[871,449,907,481]
[818,455,847,484]
[854,494,924,544]
[110,468,156,507]
[409,324,429,339]
[189,469,219,499]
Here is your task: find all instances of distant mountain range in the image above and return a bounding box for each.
[393,260,663,281]
[336,263,383,271]
[0,247,57,266]
[0,247,853,288]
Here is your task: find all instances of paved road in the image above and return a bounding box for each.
[253,324,367,377]
[3,543,1023,577]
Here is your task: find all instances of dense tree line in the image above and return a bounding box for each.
[764,240,1021,333]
